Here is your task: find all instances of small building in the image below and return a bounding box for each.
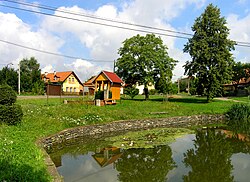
[42,71,83,95]
[93,70,123,100]
[83,76,96,96]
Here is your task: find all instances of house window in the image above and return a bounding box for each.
[72,78,74,83]
[66,87,69,92]
[70,87,72,92]
[54,76,57,80]
[69,78,71,83]
[74,88,76,92]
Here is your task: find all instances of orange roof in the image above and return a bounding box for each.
[83,76,96,87]
[42,71,83,85]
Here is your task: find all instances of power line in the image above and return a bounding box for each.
[0,4,190,40]
[0,39,113,62]
[1,1,250,49]
[3,0,250,46]
[3,0,193,37]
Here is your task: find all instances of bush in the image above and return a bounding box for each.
[0,104,23,125]
[226,103,250,135]
[149,89,157,95]
[0,84,23,125]
[95,90,104,100]
[124,86,139,99]
[0,84,17,105]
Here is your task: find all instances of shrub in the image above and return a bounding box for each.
[0,104,23,125]
[149,89,157,95]
[95,90,104,100]
[124,86,139,99]
[0,84,17,105]
[226,103,250,135]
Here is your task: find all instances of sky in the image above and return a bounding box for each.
[0,0,250,82]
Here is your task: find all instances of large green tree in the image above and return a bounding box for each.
[116,34,177,99]
[0,66,18,91]
[183,4,235,102]
[20,57,44,93]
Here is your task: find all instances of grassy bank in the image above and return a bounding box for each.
[0,95,236,181]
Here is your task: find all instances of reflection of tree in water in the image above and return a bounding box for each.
[183,129,234,182]
[115,145,175,182]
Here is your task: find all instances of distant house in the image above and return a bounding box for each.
[91,70,123,100]
[42,71,83,95]
[83,76,96,96]
[136,83,155,95]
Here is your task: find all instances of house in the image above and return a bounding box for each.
[83,75,96,96]
[42,71,83,95]
[92,70,123,100]
[136,82,155,95]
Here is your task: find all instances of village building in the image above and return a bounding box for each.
[42,71,83,95]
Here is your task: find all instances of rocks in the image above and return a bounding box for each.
[41,114,225,151]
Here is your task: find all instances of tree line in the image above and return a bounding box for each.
[0,57,44,95]
[115,3,250,101]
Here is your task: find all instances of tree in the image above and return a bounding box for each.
[183,4,235,102]
[116,34,177,100]
[20,57,44,93]
[124,86,139,99]
[0,66,18,91]
[232,62,250,94]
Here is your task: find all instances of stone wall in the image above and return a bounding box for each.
[41,114,225,151]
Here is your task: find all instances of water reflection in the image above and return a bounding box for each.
[116,145,175,182]
[49,129,250,182]
[183,129,234,182]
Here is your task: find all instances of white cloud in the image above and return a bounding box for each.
[0,12,64,69]
[41,0,206,81]
[227,13,250,62]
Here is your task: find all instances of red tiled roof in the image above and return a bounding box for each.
[84,76,96,86]
[43,71,72,83]
[102,70,123,83]
[42,71,83,85]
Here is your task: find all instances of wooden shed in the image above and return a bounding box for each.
[93,70,123,101]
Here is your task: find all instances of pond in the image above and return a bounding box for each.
[48,129,250,182]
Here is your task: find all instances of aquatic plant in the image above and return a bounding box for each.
[226,103,250,135]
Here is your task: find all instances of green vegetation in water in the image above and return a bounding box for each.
[226,103,250,135]
[105,128,194,149]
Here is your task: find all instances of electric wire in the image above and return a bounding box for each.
[0,39,113,62]
[3,0,250,47]
[0,4,190,40]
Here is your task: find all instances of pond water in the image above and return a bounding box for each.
[49,129,250,182]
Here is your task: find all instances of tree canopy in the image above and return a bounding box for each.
[116,34,177,99]
[20,57,44,93]
[183,4,235,101]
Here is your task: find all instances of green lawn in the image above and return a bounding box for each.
[0,95,236,181]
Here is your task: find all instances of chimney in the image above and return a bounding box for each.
[45,72,48,76]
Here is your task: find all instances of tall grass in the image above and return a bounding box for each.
[226,103,250,135]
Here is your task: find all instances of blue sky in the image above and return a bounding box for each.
[0,0,250,81]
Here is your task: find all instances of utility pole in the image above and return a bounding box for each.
[178,78,180,94]
[18,62,20,95]
[113,60,116,72]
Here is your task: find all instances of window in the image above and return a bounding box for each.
[72,78,74,83]
[70,87,72,92]
[74,88,76,92]
[69,78,71,83]
[66,87,69,92]
[54,76,57,80]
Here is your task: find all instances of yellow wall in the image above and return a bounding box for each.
[94,73,121,100]
[111,84,121,100]
[62,74,83,93]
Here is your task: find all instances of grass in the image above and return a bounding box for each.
[0,95,238,181]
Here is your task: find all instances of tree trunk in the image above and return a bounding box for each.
[144,87,149,100]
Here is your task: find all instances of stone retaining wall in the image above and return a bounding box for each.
[41,114,225,151]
